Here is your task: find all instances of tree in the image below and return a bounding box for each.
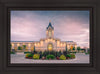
[34,46,35,52]
[77,47,81,52]
[18,46,22,50]
[66,45,67,52]
[23,45,26,52]
[73,47,75,50]
[23,45,26,49]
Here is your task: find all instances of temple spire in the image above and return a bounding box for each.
[46,20,54,38]
[46,20,54,30]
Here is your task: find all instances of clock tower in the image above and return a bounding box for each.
[46,21,54,39]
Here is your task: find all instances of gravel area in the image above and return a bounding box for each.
[10,53,89,64]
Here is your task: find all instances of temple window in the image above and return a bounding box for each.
[48,30,52,37]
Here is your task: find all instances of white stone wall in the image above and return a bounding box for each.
[11,39,77,52]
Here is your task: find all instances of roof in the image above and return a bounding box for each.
[46,22,54,29]
[66,41,73,42]
[11,41,74,42]
[11,41,38,42]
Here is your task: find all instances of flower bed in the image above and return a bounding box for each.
[25,51,76,60]
[33,54,40,59]
[25,53,33,59]
[59,55,66,60]
[46,55,55,60]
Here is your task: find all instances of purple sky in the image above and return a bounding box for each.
[11,11,89,48]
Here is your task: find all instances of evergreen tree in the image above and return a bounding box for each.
[34,46,35,52]
[77,47,81,52]
[18,46,22,50]
[23,45,26,49]
[66,45,67,52]
[73,47,75,50]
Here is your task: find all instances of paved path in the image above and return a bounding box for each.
[10,53,89,64]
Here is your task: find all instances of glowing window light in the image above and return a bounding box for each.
[17,43,20,46]
[40,41,43,46]
[40,41,43,44]
[64,43,66,46]
[57,41,60,44]
[38,43,40,47]
[35,43,37,46]
[45,40,47,43]
[48,44,53,51]
[12,43,14,47]
[48,39,50,42]
[23,43,25,45]
[49,30,52,37]
[28,43,31,47]
[53,40,55,43]
[61,43,62,47]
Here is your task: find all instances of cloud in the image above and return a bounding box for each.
[11,11,89,48]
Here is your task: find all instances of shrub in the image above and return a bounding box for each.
[70,54,75,58]
[56,52,61,57]
[25,53,33,58]
[24,52,31,54]
[85,52,89,55]
[46,55,55,60]
[66,54,71,58]
[10,51,15,54]
[67,51,70,54]
[42,51,49,57]
[72,52,76,54]
[56,51,62,57]
[38,51,42,59]
[59,55,66,60]
[18,46,22,50]
[32,51,37,54]
[33,54,40,59]
[49,51,56,56]
[69,52,76,54]
[63,51,67,56]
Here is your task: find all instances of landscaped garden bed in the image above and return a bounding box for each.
[25,51,76,60]
[10,51,16,54]
[24,51,31,54]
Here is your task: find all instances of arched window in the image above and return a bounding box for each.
[48,30,52,37]
[47,43,53,51]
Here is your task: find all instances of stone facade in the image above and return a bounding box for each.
[11,21,77,52]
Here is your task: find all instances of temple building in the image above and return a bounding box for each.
[11,21,77,52]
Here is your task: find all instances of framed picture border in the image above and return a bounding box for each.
[0,0,99,74]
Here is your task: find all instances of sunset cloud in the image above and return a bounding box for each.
[11,11,89,48]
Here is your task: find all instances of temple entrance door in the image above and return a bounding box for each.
[47,43,53,51]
